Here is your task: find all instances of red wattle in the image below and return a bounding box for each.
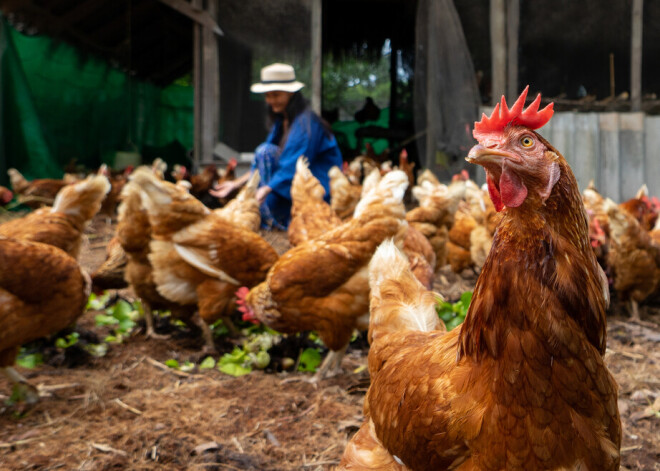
[499,165,528,208]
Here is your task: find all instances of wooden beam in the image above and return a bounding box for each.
[157,0,223,36]
[192,0,219,171]
[506,0,519,99]
[389,32,398,129]
[11,2,114,55]
[96,0,152,43]
[55,0,109,31]
[204,0,219,163]
[310,0,322,115]
[192,0,203,171]
[631,0,643,111]
[490,0,506,104]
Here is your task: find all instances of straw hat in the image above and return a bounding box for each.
[250,63,305,93]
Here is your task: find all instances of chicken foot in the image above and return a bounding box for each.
[314,344,348,381]
[1,367,39,404]
[627,300,657,327]
[629,299,641,322]
[143,302,169,340]
[279,344,349,384]
[188,312,219,354]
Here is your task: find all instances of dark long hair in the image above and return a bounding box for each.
[266,91,333,135]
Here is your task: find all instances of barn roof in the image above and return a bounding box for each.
[1,0,420,87]
[0,0,317,86]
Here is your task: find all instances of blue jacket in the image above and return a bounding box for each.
[255,110,343,227]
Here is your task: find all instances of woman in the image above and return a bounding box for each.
[212,63,343,229]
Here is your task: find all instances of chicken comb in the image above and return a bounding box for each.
[473,86,554,140]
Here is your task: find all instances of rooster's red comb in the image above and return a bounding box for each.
[473,86,554,140]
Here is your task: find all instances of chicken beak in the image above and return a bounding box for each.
[466,144,518,165]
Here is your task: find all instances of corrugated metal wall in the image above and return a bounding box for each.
[476,109,660,202]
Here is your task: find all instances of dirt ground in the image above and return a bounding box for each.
[0,215,659,470]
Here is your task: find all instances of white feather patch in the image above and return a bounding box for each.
[173,244,239,284]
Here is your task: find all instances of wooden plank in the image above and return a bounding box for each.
[572,113,600,190]
[549,112,574,160]
[310,0,322,115]
[631,0,643,111]
[506,0,519,99]
[619,113,645,200]
[191,0,219,171]
[599,113,621,201]
[192,0,203,172]
[17,3,114,54]
[55,0,109,31]
[157,0,223,36]
[645,116,660,197]
[537,116,553,143]
[202,0,219,167]
[490,0,507,104]
[424,10,434,173]
[96,0,152,42]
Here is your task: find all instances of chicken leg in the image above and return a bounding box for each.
[279,344,349,384]
[314,344,348,381]
[1,367,39,404]
[629,299,641,322]
[143,302,169,340]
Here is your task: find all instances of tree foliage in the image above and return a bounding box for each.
[322,52,391,120]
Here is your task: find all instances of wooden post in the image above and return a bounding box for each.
[390,34,398,129]
[192,0,202,171]
[490,0,507,104]
[204,0,219,164]
[426,0,436,172]
[425,1,434,169]
[192,0,219,171]
[609,53,615,98]
[310,0,322,115]
[506,0,519,99]
[631,0,643,111]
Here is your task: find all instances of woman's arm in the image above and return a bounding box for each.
[209,171,250,198]
[255,185,271,204]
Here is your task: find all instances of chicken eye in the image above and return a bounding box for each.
[520,136,534,148]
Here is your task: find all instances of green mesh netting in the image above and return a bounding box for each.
[0,14,194,186]
[331,107,390,157]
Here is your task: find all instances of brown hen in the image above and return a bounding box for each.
[0,174,110,259]
[129,168,278,348]
[0,237,90,403]
[406,179,466,269]
[329,165,362,220]
[339,88,620,470]
[605,197,660,321]
[288,156,342,246]
[213,169,261,232]
[240,170,410,379]
[91,236,128,292]
[7,168,70,208]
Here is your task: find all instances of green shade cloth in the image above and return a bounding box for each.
[331,107,390,156]
[0,14,194,186]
